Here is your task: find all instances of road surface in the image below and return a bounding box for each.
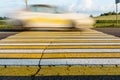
[0,28,120,79]
[0,32,18,39]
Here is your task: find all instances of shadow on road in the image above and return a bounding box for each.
[0,76,120,80]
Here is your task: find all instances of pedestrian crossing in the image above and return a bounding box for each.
[0,29,120,76]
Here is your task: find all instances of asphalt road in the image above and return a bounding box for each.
[94,28,120,37]
[0,32,19,39]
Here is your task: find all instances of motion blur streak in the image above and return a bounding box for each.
[8,4,94,30]
[25,18,71,24]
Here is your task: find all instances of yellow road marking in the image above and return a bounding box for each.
[0,66,120,76]
[1,45,120,49]
[0,46,47,49]
[7,36,117,39]
[0,54,42,58]
[14,32,106,36]
[14,34,82,36]
[1,53,120,58]
[9,35,111,38]
[15,33,106,36]
[0,39,53,43]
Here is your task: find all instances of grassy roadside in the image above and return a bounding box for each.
[0,20,15,29]
[94,24,120,28]
[93,15,120,28]
[0,20,24,30]
[0,24,17,29]
[94,15,120,20]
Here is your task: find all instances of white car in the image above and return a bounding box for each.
[9,4,94,30]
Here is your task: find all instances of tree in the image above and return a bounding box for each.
[100,11,118,16]
[0,16,9,20]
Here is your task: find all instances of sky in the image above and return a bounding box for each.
[0,0,119,16]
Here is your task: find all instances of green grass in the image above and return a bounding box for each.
[94,23,120,28]
[94,15,120,28]
[0,20,5,25]
[0,25,17,29]
[94,15,120,20]
[0,20,20,29]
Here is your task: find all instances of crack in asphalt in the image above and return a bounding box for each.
[31,42,52,80]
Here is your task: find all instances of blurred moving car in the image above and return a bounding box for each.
[8,4,94,30]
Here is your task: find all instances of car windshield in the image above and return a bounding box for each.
[29,5,56,13]
[29,5,69,13]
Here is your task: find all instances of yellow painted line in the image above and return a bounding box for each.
[15,33,106,36]
[10,34,111,37]
[21,31,80,32]
[1,53,120,58]
[15,34,82,36]
[9,34,113,36]
[9,35,113,38]
[0,66,120,76]
[13,34,112,37]
[1,45,120,49]
[25,18,72,24]
[14,32,105,35]
[0,46,47,49]
[15,32,104,35]
[0,54,42,58]
[19,31,101,33]
[0,39,53,43]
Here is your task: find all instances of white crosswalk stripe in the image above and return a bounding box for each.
[1,59,120,66]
